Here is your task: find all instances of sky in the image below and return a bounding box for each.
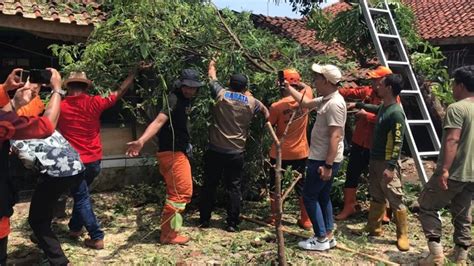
[213,0,339,18]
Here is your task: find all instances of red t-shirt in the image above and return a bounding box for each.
[57,93,117,163]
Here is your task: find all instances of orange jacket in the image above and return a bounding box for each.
[0,85,9,107]
[339,86,380,149]
[16,96,45,117]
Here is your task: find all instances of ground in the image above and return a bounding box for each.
[6,159,473,265]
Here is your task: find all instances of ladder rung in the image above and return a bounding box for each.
[368,7,390,15]
[387,60,410,66]
[378,33,399,40]
[400,90,420,96]
[407,119,431,125]
[418,151,439,157]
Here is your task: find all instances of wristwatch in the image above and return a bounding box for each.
[324,163,333,169]
[51,89,67,97]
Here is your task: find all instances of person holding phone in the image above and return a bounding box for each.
[1,68,63,266]
[198,59,269,232]
[266,69,314,230]
[285,64,346,251]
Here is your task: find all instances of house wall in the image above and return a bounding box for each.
[439,44,474,73]
[2,30,159,194]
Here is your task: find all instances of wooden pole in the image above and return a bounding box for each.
[265,122,287,266]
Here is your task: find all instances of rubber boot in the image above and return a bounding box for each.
[160,204,189,245]
[0,237,7,266]
[394,209,410,251]
[418,241,445,266]
[335,188,359,221]
[453,245,469,266]
[297,197,312,230]
[366,201,385,236]
[265,193,277,225]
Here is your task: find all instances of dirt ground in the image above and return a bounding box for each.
[6,159,473,265]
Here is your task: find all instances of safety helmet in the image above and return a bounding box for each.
[283,69,301,84]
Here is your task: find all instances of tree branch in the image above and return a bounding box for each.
[211,4,275,74]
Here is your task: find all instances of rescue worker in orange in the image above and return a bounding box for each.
[126,69,204,244]
[336,66,393,221]
[266,69,314,230]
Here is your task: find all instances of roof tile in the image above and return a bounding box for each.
[0,0,105,26]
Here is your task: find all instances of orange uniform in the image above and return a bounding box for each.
[269,86,314,160]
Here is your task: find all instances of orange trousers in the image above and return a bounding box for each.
[0,217,10,239]
[156,151,192,230]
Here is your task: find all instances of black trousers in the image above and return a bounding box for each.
[199,149,244,226]
[269,158,307,196]
[28,173,84,266]
[0,236,6,266]
[345,143,371,188]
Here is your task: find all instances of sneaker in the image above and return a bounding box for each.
[298,237,330,251]
[328,237,337,249]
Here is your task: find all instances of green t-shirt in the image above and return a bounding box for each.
[370,103,406,169]
[436,98,474,182]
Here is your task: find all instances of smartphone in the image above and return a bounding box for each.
[29,69,52,84]
[19,70,30,83]
[278,70,285,86]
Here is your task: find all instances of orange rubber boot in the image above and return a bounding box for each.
[335,188,359,221]
[159,204,189,245]
[297,197,312,230]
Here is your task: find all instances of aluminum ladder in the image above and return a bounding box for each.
[360,0,441,184]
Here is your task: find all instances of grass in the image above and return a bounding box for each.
[7,182,473,265]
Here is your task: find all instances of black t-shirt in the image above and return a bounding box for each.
[158,91,191,152]
[0,141,16,218]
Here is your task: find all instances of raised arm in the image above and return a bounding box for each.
[284,82,317,109]
[208,59,223,97]
[42,68,63,128]
[110,68,138,100]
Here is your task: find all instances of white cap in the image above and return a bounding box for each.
[311,64,342,85]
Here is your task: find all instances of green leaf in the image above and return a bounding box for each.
[170,213,183,231]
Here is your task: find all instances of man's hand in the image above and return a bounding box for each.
[355,109,368,119]
[12,85,37,110]
[126,140,144,157]
[347,102,357,110]
[208,59,217,80]
[47,68,62,91]
[383,168,396,183]
[438,169,449,190]
[3,68,24,91]
[319,166,332,181]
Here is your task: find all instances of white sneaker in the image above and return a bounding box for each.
[329,237,337,249]
[298,237,330,251]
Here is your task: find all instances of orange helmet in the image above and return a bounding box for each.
[283,69,301,84]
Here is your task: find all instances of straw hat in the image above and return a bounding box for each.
[63,71,93,90]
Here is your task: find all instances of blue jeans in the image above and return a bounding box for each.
[303,160,341,238]
[68,160,104,240]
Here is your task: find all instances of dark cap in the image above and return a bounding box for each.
[229,74,248,91]
[180,69,205,88]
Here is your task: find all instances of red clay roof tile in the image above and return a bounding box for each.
[0,0,105,26]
